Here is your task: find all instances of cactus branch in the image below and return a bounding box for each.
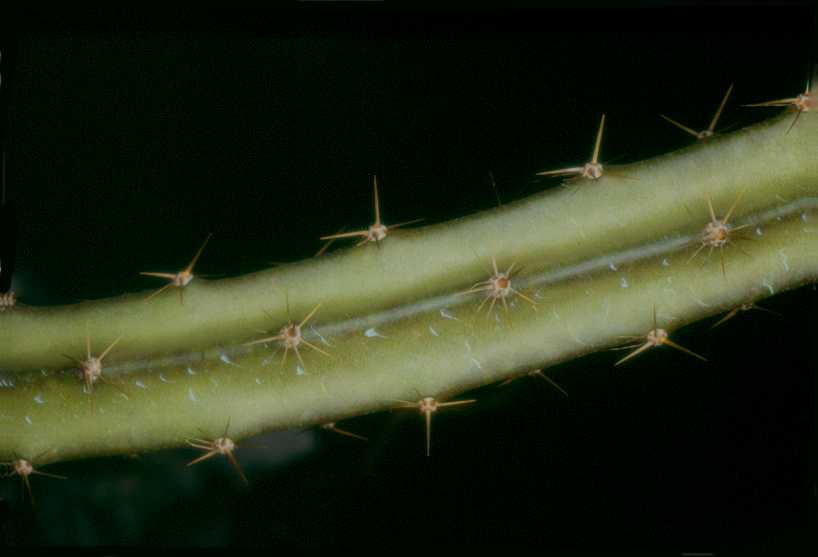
[0,99,816,465]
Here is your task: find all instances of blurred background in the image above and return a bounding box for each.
[0,4,817,550]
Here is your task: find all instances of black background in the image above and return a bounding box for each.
[0,4,816,551]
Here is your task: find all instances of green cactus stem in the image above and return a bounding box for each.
[0,97,816,465]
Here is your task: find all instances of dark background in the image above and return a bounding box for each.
[0,4,816,551]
